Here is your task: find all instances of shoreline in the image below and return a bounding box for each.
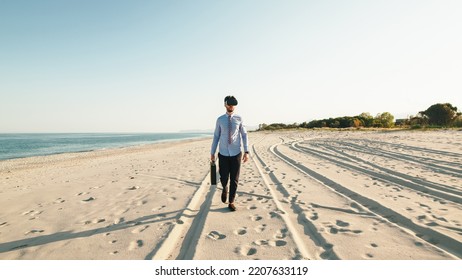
[0,135,213,171]
[0,133,213,162]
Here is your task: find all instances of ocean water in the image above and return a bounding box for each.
[0,133,212,161]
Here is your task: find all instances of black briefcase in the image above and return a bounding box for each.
[210,160,217,185]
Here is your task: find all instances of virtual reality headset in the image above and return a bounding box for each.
[224,95,238,106]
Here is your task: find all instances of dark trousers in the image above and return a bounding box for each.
[218,152,241,203]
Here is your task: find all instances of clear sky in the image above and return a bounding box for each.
[1,0,461,133]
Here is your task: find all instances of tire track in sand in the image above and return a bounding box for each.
[148,172,215,260]
[272,141,462,259]
[251,144,322,260]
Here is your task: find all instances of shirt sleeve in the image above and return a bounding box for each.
[211,118,221,155]
[240,118,249,153]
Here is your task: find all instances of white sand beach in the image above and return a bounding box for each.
[0,130,461,260]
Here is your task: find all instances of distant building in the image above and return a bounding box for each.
[395,119,407,126]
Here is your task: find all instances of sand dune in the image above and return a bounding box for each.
[0,130,461,259]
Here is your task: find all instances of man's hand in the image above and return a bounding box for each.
[211,154,216,162]
[242,152,249,163]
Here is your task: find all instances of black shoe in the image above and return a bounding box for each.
[221,187,228,203]
[228,203,236,211]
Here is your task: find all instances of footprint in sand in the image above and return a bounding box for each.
[132,225,150,234]
[336,220,350,227]
[136,200,148,206]
[236,245,257,256]
[113,217,125,225]
[152,205,166,212]
[274,228,288,239]
[128,240,144,250]
[127,186,140,190]
[329,227,338,234]
[207,231,226,240]
[54,198,65,204]
[255,224,267,233]
[310,212,319,221]
[250,215,263,221]
[156,189,167,195]
[76,192,89,196]
[22,210,43,221]
[253,239,269,246]
[329,223,363,235]
[418,203,432,211]
[83,218,105,225]
[269,240,287,247]
[269,210,285,219]
[24,229,44,235]
[247,205,257,210]
[234,227,247,236]
[259,199,269,204]
[22,210,42,217]
[81,197,95,203]
[0,222,7,227]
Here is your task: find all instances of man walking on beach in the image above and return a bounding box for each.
[211,95,249,211]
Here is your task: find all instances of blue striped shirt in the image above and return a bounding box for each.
[211,113,249,157]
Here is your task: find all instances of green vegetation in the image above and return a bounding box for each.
[257,102,461,131]
[300,111,395,129]
[403,103,461,129]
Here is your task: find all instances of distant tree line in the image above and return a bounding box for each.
[258,103,461,131]
[403,103,462,128]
